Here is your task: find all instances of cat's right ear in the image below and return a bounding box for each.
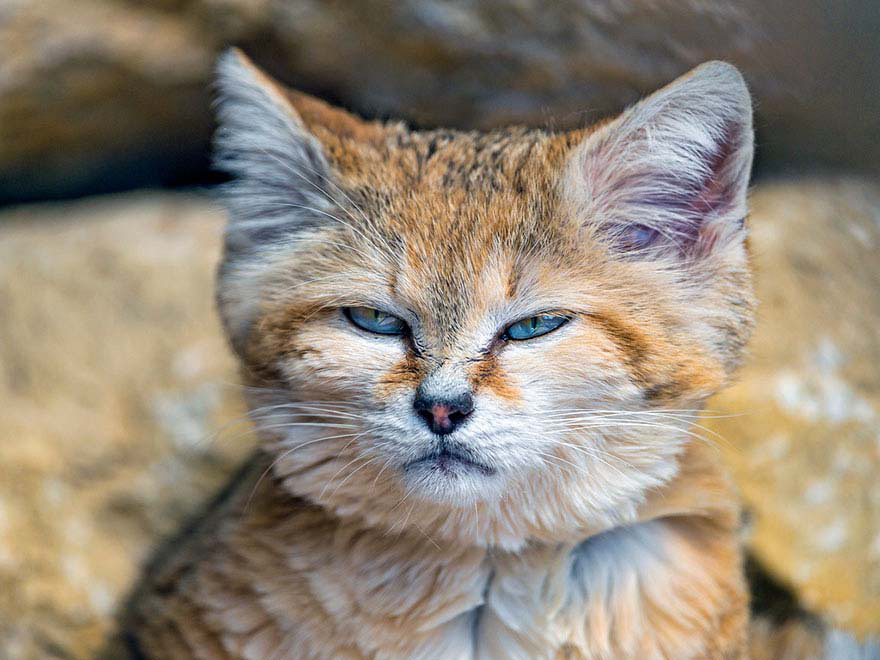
[213,48,333,251]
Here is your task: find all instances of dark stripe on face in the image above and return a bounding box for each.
[376,354,424,399]
[585,311,717,403]
[583,311,655,390]
[469,353,520,403]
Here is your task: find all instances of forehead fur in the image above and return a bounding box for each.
[310,123,587,247]
[239,96,605,335]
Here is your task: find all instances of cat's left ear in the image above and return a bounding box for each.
[564,61,753,259]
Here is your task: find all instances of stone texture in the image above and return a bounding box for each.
[0,0,217,201]
[705,177,880,637]
[0,192,253,658]
[2,0,878,202]
[0,179,878,657]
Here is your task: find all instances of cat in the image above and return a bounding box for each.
[123,48,759,659]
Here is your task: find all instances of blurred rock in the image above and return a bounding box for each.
[0,192,253,658]
[2,0,878,203]
[706,177,880,636]
[0,179,878,658]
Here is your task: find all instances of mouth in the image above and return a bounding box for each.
[404,446,496,477]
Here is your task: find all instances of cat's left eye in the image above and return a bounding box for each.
[344,307,407,336]
[503,314,570,341]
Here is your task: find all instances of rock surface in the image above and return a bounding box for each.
[0,179,878,658]
[2,0,878,202]
[0,193,254,658]
[706,177,880,636]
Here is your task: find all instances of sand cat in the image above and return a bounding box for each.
[124,49,759,659]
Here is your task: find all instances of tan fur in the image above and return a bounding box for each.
[127,444,748,659]
[125,50,759,659]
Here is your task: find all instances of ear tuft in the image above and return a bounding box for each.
[214,48,332,253]
[567,60,754,259]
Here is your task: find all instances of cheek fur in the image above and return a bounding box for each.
[469,353,521,404]
[497,325,640,411]
[254,306,411,399]
[562,311,726,405]
[375,354,424,402]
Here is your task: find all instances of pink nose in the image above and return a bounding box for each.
[413,393,474,435]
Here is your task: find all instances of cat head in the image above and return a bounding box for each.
[213,49,754,549]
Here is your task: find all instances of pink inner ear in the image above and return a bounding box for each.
[598,120,748,257]
[573,63,753,260]
[691,123,743,219]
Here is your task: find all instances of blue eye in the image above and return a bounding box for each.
[344,307,407,335]
[504,314,569,341]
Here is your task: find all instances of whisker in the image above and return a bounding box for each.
[317,430,376,501]
[253,421,360,432]
[546,419,728,450]
[539,439,633,480]
[247,404,365,420]
[532,450,592,479]
[256,150,396,263]
[274,272,352,297]
[384,488,414,537]
[368,456,392,495]
[412,520,442,551]
[244,430,361,512]
[328,455,382,501]
[397,500,419,536]
[270,201,393,263]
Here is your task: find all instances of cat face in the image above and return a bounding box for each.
[213,51,754,546]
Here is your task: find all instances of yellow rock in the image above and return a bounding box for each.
[0,192,252,658]
[706,177,880,635]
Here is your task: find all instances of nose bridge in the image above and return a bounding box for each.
[417,357,472,400]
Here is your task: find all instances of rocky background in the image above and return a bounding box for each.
[0,1,878,658]
[4,0,879,204]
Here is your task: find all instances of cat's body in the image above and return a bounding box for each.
[126,51,758,659]
[127,443,747,660]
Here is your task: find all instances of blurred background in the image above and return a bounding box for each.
[0,1,878,657]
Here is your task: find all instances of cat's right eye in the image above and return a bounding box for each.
[344,307,407,336]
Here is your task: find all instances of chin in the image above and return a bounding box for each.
[401,453,505,505]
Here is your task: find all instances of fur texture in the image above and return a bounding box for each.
[125,50,758,659]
